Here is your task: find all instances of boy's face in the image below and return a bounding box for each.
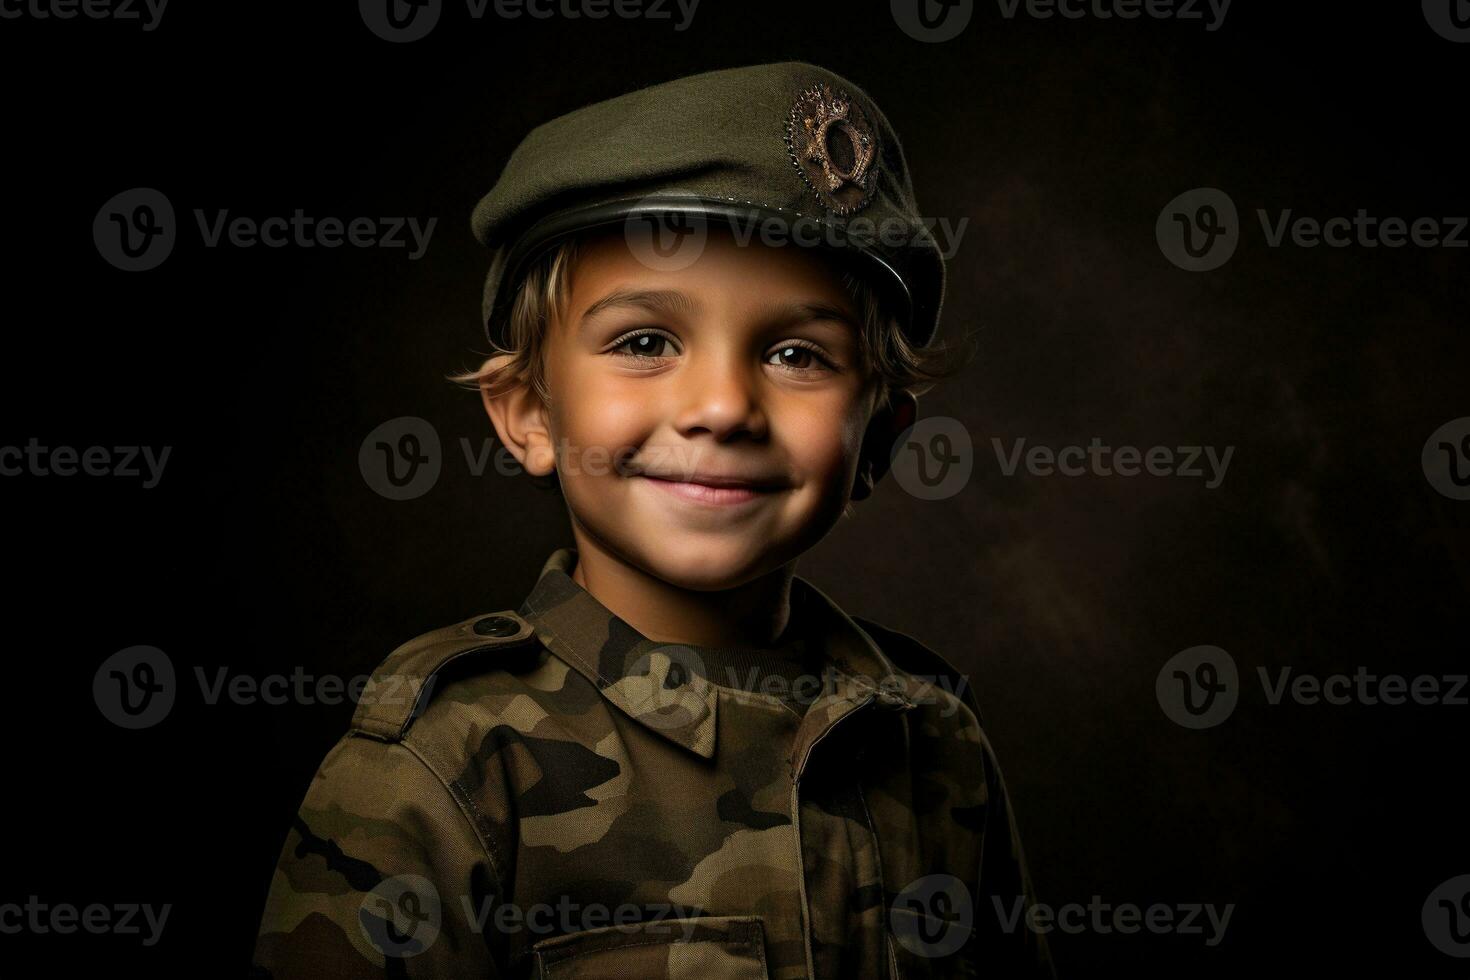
[492,227,903,592]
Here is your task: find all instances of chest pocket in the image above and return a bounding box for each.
[532,915,769,980]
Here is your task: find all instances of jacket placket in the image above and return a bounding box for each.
[787,669,917,979]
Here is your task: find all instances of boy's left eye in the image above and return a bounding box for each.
[609,330,678,359]
[765,343,832,372]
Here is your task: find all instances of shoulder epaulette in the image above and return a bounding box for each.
[349,611,538,742]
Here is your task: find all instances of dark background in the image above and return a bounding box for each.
[3,0,1466,975]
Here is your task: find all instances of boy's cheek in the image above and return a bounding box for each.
[548,382,647,463]
[779,401,870,470]
[557,368,658,430]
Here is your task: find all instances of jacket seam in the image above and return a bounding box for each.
[394,732,511,893]
[523,603,620,691]
[855,769,897,979]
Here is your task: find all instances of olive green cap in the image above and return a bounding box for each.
[470,61,946,350]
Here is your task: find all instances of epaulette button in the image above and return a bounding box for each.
[473,615,521,637]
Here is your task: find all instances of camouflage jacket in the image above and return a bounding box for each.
[253,549,1054,978]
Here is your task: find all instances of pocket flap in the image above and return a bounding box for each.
[533,914,768,979]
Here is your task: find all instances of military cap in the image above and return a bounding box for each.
[470,61,947,351]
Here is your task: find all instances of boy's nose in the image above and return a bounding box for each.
[671,355,768,443]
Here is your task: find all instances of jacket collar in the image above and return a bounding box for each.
[517,548,919,763]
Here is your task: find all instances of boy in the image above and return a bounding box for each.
[253,62,1053,978]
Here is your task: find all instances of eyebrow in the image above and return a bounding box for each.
[577,288,860,335]
[580,288,699,326]
[753,299,861,332]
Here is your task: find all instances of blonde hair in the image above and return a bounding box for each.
[447,235,965,412]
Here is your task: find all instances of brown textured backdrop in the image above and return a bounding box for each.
[5,2,1466,975]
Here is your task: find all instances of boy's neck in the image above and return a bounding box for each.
[567,530,795,648]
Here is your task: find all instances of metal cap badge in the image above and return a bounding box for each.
[786,83,881,216]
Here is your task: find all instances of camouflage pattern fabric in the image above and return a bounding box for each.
[252,549,1054,978]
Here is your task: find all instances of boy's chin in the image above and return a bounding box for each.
[629,540,786,593]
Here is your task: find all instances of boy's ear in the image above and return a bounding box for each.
[480,354,556,477]
[852,389,918,502]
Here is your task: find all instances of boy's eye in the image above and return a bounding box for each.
[766,344,832,373]
[609,330,678,359]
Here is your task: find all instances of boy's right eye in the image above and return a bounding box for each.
[607,329,680,360]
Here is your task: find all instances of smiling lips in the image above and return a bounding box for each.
[637,472,788,506]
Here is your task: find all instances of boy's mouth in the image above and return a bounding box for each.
[635,470,790,506]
